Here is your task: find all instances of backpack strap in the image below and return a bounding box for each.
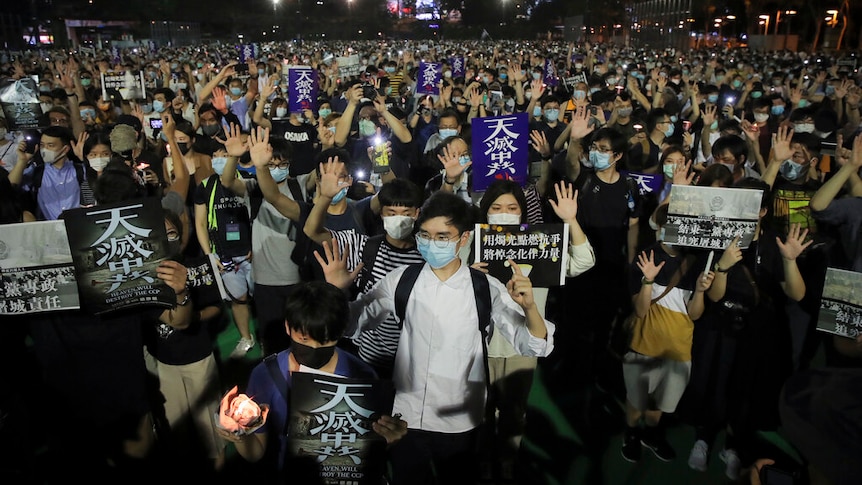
[264,353,289,403]
[264,353,292,435]
[468,267,494,414]
[356,234,386,293]
[285,178,304,242]
[394,263,424,326]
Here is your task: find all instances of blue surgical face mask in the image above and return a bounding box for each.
[153,100,166,113]
[544,109,559,122]
[230,87,242,97]
[142,103,153,114]
[459,155,470,167]
[797,99,809,108]
[499,73,508,80]
[670,115,678,123]
[533,106,542,117]
[358,119,377,138]
[664,124,675,137]
[270,166,289,183]
[732,80,743,89]
[662,163,676,179]
[318,108,332,119]
[330,186,348,205]
[780,159,805,181]
[384,66,396,74]
[439,128,458,139]
[532,72,541,80]
[771,105,785,116]
[589,150,613,171]
[80,108,96,120]
[573,90,587,100]
[328,126,338,134]
[751,91,763,99]
[211,156,228,175]
[710,120,719,130]
[707,94,719,104]
[417,238,459,269]
[825,85,836,96]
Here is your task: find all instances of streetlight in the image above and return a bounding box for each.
[272,0,278,13]
[759,14,770,35]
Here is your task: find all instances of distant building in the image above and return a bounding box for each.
[629,0,693,50]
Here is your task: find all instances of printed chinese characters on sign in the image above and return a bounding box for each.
[475,223,569,287]
[288,67,318,113]
[471,112,529,192]
[818,267,862,339]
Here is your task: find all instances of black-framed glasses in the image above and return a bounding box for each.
[589,144,614,154]
[266,161,290,170]
[415,232,460,249]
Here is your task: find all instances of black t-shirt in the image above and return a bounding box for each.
[193,174,252,259]
[528,120,566,163]
[568,169,642,263]
[277,121,319,176]
[144,255,222,365]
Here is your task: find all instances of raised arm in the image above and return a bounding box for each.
[249,127,301,221]
[335,84,362,148]
[810,134,862,211]
[218,123,249,195]
[161,113,190,201]
[304,157,352,244]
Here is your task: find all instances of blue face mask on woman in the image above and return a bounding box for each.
[318,108,332,119]
[439,128,458,139]
[270,166,289,183]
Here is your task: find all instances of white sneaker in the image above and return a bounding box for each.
[687,440,709,472]
[229,337,255,359]
[719,448,741,480]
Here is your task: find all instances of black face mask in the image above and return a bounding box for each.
[176,142,191,155]
[167,239,182,259]
[290,339,336,369]
[202,124,220,137]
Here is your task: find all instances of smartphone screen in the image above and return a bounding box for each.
[150,118,163,129]
[683,120,692,132]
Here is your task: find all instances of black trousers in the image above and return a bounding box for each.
[388,428,480,485]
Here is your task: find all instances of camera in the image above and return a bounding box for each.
[362,83,378,100]
[149,118,163,130]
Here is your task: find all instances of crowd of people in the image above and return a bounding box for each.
[1,38,862,485]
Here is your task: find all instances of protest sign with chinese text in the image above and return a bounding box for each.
[288,66,319,114]
[817,267,862,339]
[288,372,395,485]
[0,77,42,130]
[664,185,763,250]
[621,171,663,196]
[63,197,174,314]
[184,253,228,301]
[336,55,361,79]
[449,56,465,78]
[471,112,530,192]
[474,223,569,287]
[543,59,559,87]
[100,71,147,100]
[0,220,80,315]
[417,61,442,95]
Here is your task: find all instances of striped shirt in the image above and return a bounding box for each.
[332,229,424,374]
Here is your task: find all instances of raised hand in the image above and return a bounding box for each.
[162,112,176,140]
[717,235,743,271]
[529,130,551,159]
[505,259,535,309]
[218,123,247,158]
[70,131,89,162]
[771,125,795,162]
[313,240,363,290]
[248,126,272,168]
[637,250,665,281]
[702,105,717,128]
[549,181,578,223]
[673,160,695,186]
[437,142,470,182]
[569,105,595,141]
[212,86,228,113]
[776,223,813,261]
[318,156,351,199]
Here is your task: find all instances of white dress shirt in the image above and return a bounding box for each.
[348,262,555,434]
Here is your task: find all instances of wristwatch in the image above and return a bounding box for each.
[715,263,730,273]
[176,286,191,306]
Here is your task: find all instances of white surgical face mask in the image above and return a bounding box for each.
[41,147,62,163]
[382,215,415,240]
[487,213,521,225]
[275,107,287,118]
[88,156,110,172]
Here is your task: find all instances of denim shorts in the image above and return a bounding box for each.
[220,256,254,301]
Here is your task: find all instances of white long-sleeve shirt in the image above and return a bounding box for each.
[348,262,555,434]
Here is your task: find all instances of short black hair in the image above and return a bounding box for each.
[153,87,176,102]
[415,190,478,235]
[269,137,293,162]
[378,178,424,209]
[41,126,74,146]
[712,135,748,163]
[93,160,146,204]
[284,281,348,344]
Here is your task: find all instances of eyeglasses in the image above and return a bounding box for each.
[266,161,290,170]
[415,232,460,249]
[589,144,614,154]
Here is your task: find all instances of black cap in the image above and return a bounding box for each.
[116,114,143,133]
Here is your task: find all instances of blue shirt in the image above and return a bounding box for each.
[23,159,82,220]
[245,348,378,473]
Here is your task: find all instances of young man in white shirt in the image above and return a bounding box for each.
[316,190,555,485]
